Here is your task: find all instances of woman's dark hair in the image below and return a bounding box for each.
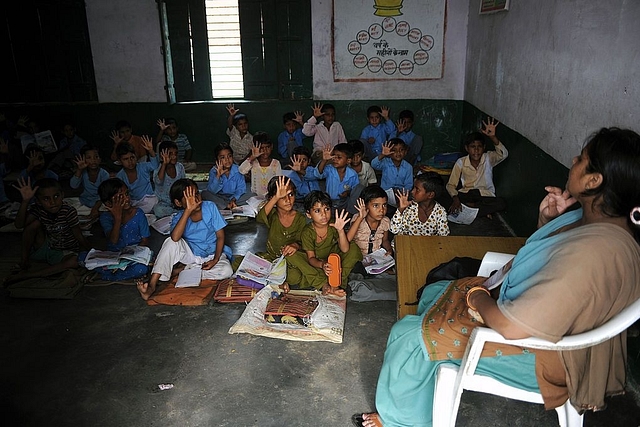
[304,190,332,212]
[582,127,640,233]
[415,171,444,198]
[360,185,388,204]
[266,176,296,200]
[214,143,233,158]
[98,178,127,203]
[170,178,198,209]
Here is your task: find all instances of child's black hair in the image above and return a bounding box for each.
[415,172,445,198]
[115,142,136,158]
[159,140,178,154]
[253,131,271,145]
[170,178,198,209]
[115,120,132,130]
[321,103,335,113]
[360,185,388,204]
[348,139,365,155]
[332,143,353,159]
[282,112,296,124]
[304,190,332,212]
[388,138,407,149]
[292,145,311,158]
[366,105,382,116]
[266,175,297,200]
[214,143,233,158]
[98,178,127,203]
[34,178,62,197]
[80,144,100,156]
[398,110,414,121]
[163,117,177,126]
[464,132,486,147]
[232,113,248,125]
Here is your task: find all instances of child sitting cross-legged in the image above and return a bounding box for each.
[153,140,186,218]
[287,146,320,206]
[202,143,253,210]
[295,191,362,297]
[137,179,233,300]
[313,143,360,213]
[69,144,110,219]
[88,178,150,281]
[347,185,393,257]
[115,137,159,214]
[6,178,90,283]
[391,172,450,236]
[371,138,413,194]
[238,132,282,198]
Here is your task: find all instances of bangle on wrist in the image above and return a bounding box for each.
[466,286,491,311]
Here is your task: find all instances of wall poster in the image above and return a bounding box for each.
[333,0,446,81]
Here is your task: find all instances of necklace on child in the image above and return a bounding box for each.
[315,227,328,241]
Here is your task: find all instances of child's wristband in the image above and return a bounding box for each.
[466,286,491,311]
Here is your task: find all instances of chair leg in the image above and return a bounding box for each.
[554,399,584,427]
[433,364,459,427]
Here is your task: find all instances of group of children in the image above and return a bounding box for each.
[2,107,509,300]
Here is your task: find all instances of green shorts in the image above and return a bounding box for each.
[31,238,77,265]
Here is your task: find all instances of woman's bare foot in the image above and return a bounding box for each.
[321,283,346,297]
[136,279,156,300]
[352,412,382,427]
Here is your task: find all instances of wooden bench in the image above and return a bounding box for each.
[394,235,527,319]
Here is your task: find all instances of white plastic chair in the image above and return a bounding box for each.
[433,296,640,427]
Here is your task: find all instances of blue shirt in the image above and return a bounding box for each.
[19,168,58,182]
[286,167,321,199]
[70,168,110,207]
[154,162,186,206]
[161,134,192,162]
[313,164,359,200]
[100,208,150,251]
[116,157,159,201]
[277,129,304,159]
[170,201,232,259]
[371,157,413,191]
[206,164,246,201]
[360,120,395,156]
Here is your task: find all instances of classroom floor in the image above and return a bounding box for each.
[2,193,640,426]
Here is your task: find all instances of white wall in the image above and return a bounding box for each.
[311,0,468,100]
[465,0,640,166]
[86,0,166,103]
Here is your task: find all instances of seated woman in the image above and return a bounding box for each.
[354,127,640,427]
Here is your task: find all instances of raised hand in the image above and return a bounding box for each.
[160,149,170,164]
[294,110,304,124]
[0,137,8,154]
[26,150,44,171]
[395,188,410,211]
[381,105,390,120]
[13,177,37,201]
[290,155,302,172]
[226,104,239,117]
[156,118,168,130]
[110,130,123,145]
[17,115,29,127]
[250,141,262,159]
[183,185,201,212]
[381,141,393,157]
[355,198,368,219]
[106,192,126,218]
[275,176,291,199]
[215,159,225,178]
[396,118,407,133]
[322,144,333,161]
[74,154,88,171]
[538,186,577,227]
[331,209,350,231]
[141,135,154,152]
[481,117,499,137]
[312,102,323,118]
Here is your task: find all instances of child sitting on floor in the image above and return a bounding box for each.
[394,109,423,165]
[137,179,233,300]
[348,140,377,189]
[277,111,305,166]
[391,172,450,236]
[313,143,360,213]
[69,144,109,218]
[299,191,362,296]
[153,140,186,218]
[19,144,58,183]
[115,137,159,214]
[238,132,282,198]
[110,120,148,162]
[371,139,413,194]
[7,178,89,283]
[347,185,393,257]
[92,178,150,281]
[226,104,253,164]
[287,146,320,206]
[202,143,252,210]
[360,105,395,160]
[155,117,196,171]
[302,103,347,164]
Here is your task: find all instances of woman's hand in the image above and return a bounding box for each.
[538,186,577,228]
[331,209,349,231]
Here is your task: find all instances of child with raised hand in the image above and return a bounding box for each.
[360,105,396,160]
[153,140,186,218]
[446,117,508,219]
[202,143,252,210]
[7,178,89,283]
[90,178,150,281]
[390,172,449,236]
[287,146,320,205]
[299,191,362,297]
[238,132,282,198]
[226,104,253,164]
[137,179,233,300]
[155,118,196,172]
[277,111,305,165]
[115,136,159,214]
[69,144,110,218]
[314,143,360,213]
[110,120,148,162]
[347,185,393,257]
[302,103,347,164]
[394,109,423,165]
[255,176,311,287]
[348,140,377,188]
[19,144,58,183]
[50,120,87,176]
[371,138,413,193]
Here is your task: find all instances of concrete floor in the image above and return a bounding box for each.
[2,210,640,426]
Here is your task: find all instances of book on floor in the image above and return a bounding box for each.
[175,267,202,288]
[84,246,152,270]
[362,248,395,274]
[235,252,286,288]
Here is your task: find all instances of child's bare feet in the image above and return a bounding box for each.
[279,283,290,293]
[136,279,156,300]
[321,283,346,297]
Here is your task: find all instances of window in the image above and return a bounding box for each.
[160,0,312,102]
